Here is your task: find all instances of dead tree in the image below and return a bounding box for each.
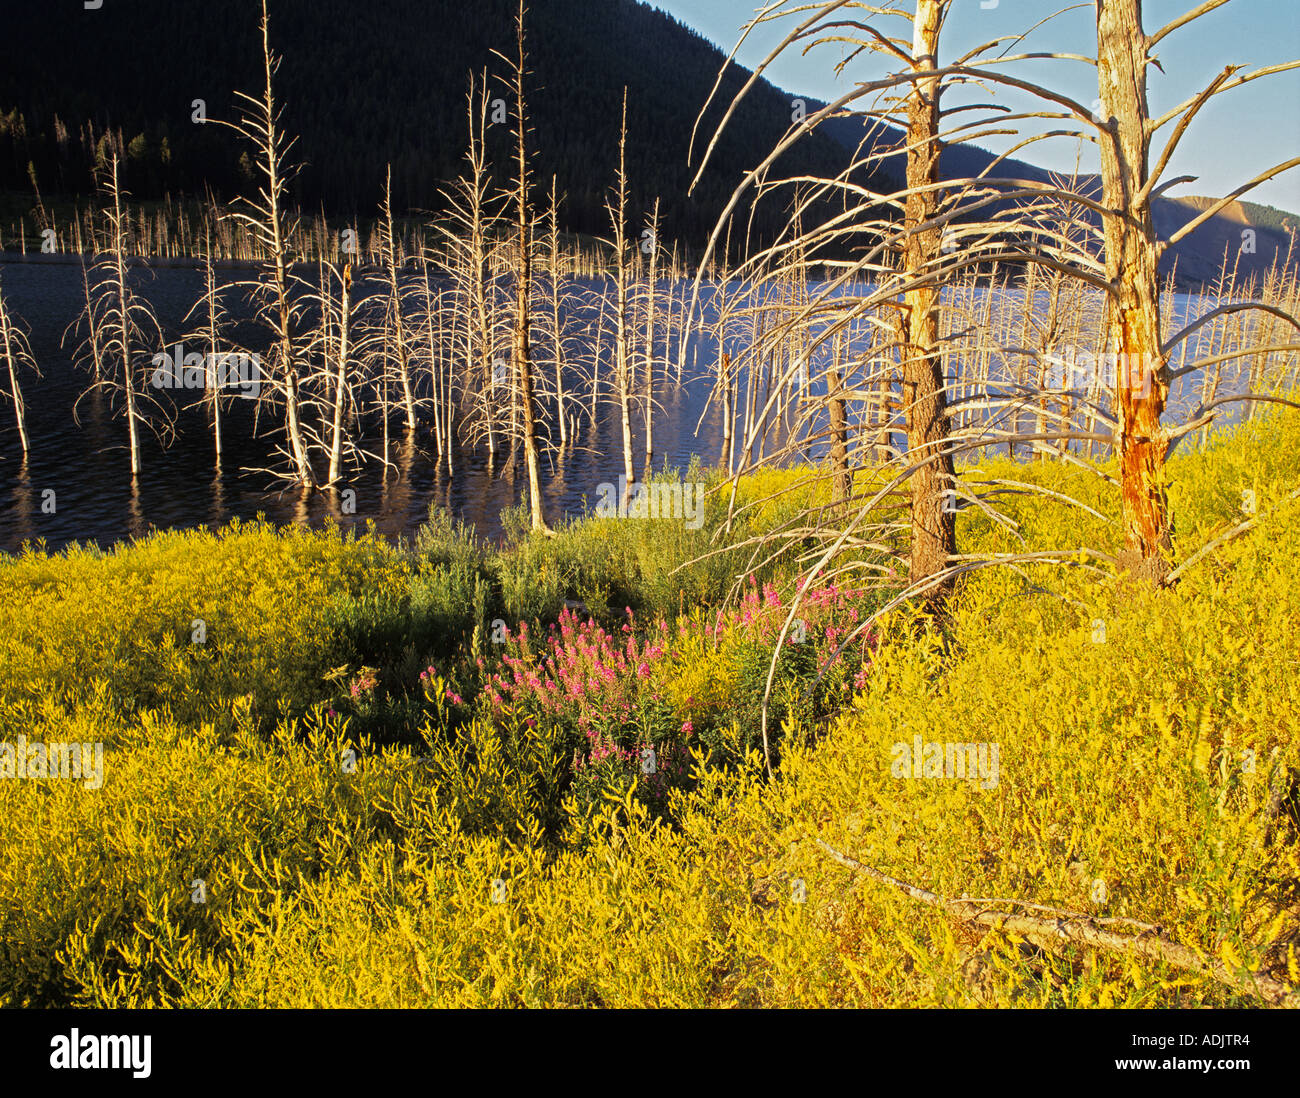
[641,197,662,479]
[378,166,418,433]
[1094,0,1299,580]
[222,0,315,487]
[499,0,550,532]
[605,87,637,499]
[180,227,238,465]
[542,175,572,449]
[689,0,1300,605]
[0,272,38,455]
[439,71,505,462]
[898,0,956,597]
[75,156,172,478]
[684,0,975,609]
[326,262,354,485]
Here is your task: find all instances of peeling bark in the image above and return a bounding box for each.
[900,0,957,599]
[1097,0,1173,582]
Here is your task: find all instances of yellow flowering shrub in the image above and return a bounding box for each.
[0,519,413,735]
[0,409,1296,1007]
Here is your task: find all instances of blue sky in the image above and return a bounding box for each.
[651,0,1300,214]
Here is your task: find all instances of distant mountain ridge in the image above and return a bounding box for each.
[813,103,1298,290]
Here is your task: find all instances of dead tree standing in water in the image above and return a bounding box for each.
[0,272,38,456]
[223,0,315,487]
[500,0,550,532]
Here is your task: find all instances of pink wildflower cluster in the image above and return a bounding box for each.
[705,574,879,657]
[486,608,670,731]
[484,609,697,803]
[419,665,464,709]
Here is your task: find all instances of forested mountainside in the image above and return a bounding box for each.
[0,0,874,245]
[1,0,1293,283]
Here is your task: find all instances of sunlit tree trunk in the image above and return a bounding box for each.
[222,0,314,487]
[509,0,549,532]
[0,279,31,454]
[609,88,636,498]
[380,167,417,433]
[195,235,225,465]
[1097,0,1172,582]
[109,158,141,478]
[828,346,850,504]
[642,197,660,478]
[899,0,956,599]
[327,263,352,485]
[545,176,569,448]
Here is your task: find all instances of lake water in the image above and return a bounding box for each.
[0,258,1252,555]
[0,260,743,554]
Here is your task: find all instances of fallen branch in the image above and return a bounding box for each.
[814,837,1298,1007]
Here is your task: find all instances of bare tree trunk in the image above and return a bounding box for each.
[423,269,446,465]
[204,258,222,463]
[0,281,30,454]
[510,0,549,532]
[381,369,390,474]
[225,0,314,487]
[609,88,636,499]
[828,357,850,504]
[546,176,569,448]
[874,354,893,465]
[642,197,660,479]
[381,167,417,433]
[328,263,352,485]
[899,0,956,601]
[1097,0,1171,582]
[720,349,734,473]
[109,159,141,479]
[464,76,498,460]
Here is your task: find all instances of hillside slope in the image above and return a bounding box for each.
[0,0,868,246]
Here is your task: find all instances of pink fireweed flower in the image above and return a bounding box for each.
[446,690,463,705]
[682,720,693,736]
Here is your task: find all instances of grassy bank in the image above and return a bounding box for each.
[0,414,1297,1007]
